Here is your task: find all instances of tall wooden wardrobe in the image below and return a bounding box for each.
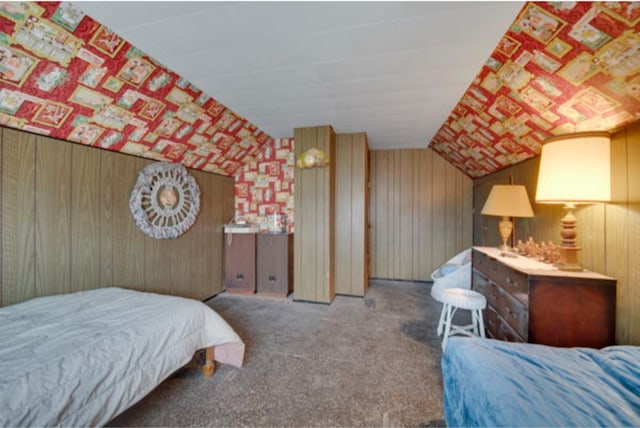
[294,125,336,303]
[335,132,369,296]
[293,125,369,303]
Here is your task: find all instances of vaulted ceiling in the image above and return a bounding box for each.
[73,1,522,155]
[431,2,640,177]
[0,1,273,176]
[0,2,638,178]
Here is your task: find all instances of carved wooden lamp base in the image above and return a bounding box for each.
[555,203,583,272]
[556,246,583,271]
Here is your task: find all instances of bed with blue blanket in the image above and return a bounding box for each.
[442,337,640,427]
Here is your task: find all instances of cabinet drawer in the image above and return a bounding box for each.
[494,263,529,304]
[472,269,490,291]
[473,250,528,303]
[474,269,528,339]
[472,250,498,279]
[493,286,528,339]
[473,270,499,309]
[484,306,526,343]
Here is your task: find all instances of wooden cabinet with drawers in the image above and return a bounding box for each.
[472,247,617,348]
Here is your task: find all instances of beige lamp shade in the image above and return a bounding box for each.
[535,132,611,271]
[536,132,611,204]
[481,185,534,218]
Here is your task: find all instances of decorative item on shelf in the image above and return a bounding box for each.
[535,132,611,271]
[515,237,560,264]
[267,213,287,234]
[481,185,534,251]
[296,147,328,169]
[129,162,200,239]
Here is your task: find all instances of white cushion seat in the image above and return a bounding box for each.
[440,288,486,310]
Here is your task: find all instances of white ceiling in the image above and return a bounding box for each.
[73,1,524,150]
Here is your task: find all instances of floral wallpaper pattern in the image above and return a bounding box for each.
[430,2,640,178]
[0,1,273,176]
[1,2,637,181]
[234,138,295,232]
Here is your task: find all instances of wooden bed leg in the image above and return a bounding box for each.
[201,346,215,378]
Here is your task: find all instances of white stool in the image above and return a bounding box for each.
[440,288,487,351]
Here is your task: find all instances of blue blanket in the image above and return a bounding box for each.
[442,337,640,427]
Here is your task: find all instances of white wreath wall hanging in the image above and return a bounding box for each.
[129,162,201,239]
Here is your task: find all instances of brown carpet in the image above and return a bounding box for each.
[108,279,448,427]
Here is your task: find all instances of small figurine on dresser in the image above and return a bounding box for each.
[516,237,560,264]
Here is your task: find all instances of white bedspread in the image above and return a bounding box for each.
[0,287,244,427]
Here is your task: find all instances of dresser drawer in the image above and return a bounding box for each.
[494,263,529,304]
[473,249,529,303]
[472,270,499,309]
[472,269,490,290]
[493,286,528,339]
[472,250,498,279]
[484,306,526,343]
[476,277,528,339]
[474,268,528,339]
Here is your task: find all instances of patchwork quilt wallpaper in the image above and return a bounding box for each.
[430,2,640,178]
[0,1,638,183]
[234,138,295,232]
[0,1,273,176]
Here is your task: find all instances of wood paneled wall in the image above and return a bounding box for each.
[0,127,233,307]
[369,149,473,281]
[473,121,640,345]
[335,133,369,296]
[606,121,640,345]
[293,125,336,303]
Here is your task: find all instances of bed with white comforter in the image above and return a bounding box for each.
[0,287,244,427]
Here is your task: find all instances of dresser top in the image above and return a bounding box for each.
[473,246,615,281]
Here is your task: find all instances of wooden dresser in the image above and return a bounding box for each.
[472,247,616,348]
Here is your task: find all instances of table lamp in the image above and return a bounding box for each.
[481,184,534,251]
[535,132,611,271]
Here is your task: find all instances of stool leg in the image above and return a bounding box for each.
[442,303,453,351]
[437,304,447,336]
[472,310,479,336]
[478,309,486,338]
